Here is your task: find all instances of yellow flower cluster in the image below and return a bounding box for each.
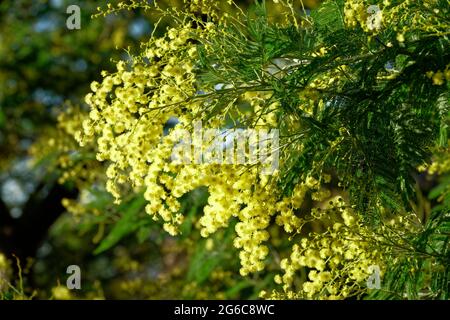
[66,0,440,299]
[307,65,349,94]
[428,152,450,175]
[344,0,381,31]
[264,197,422,299]
[77,23,204,207]
[75,19,286,273]
[426,64,450,86]
[75,4,387,282]
[267,202,385,299]
[51,285,73,300]
[344,0,449,39]
[275,176,324,233]
[184,0,220,20]
[242,91,279,128]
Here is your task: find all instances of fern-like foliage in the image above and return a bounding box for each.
[370,176,450,299]
[196,0,450,220]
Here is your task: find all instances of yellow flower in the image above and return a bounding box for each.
[396,33,405,42]
[52,286,72,300]
[432,71,445,85]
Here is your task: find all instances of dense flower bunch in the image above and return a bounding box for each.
[266,198,422,299]
[75,4,291,274]
[344,0,449,36]
[50,0,450,299]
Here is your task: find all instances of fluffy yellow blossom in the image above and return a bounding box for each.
[269,199,389,299]
[63,0,444,301]
[51,285,73,300]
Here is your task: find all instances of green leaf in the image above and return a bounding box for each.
[310,0,345,32]
[93,195,147,255]
[225,280,253,298]
[85,188,115,210]
[136,225,152,244]
[429,176,450,200]
[187,222,236,284]
[187,240,223,284]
